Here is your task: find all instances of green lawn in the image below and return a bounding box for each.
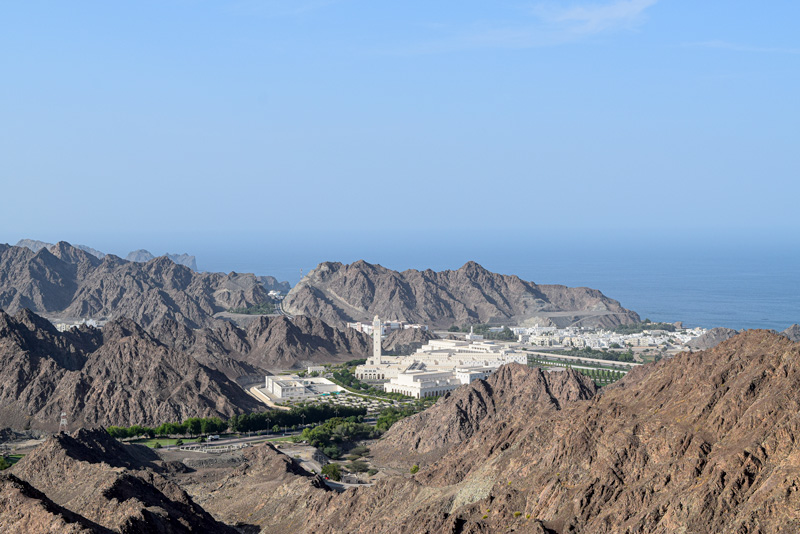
[6,454,24,466]
[129,437,203,448]
[264,435,297,442]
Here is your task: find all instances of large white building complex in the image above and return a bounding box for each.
[355,322,527,398]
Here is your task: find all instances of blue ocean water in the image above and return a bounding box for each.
[194,239,799,332]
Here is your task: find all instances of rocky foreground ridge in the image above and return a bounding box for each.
[283,260,640,329]
[0,242,277,329]
[5,428,234,533]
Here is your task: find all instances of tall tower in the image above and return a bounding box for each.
[372,315,382,364]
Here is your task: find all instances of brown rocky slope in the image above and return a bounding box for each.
[0,241,274,329]
[300,330,800,533]
[283,260,640,329]
[149,314,373,374]
[9,428,234,533]
[370,365,597,469]
[0,309,260,432]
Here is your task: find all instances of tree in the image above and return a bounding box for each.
[410,464,419,474]
[321,463,341,481]
[0,457,11,470]
[347,460,369,473]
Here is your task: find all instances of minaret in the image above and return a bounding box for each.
[373,315,382,364]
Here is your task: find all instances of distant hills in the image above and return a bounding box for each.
[125,248,198,271]
[284,260,641,329]
[16,238,199,270]
[0,242,281,329]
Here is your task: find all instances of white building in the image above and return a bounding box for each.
[353,335,527,398]
[264,375,342,400]
[384,369,463,398]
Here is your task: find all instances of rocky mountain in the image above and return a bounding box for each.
[0,309,260,431]
[257,275,292,293]
[283,260,640,329]
[686,326,739,350]
[8,428,234,533]
[371,364,597,469]
[382,327,437,355]
[781,324,800,342]
[126,249,198,271]
[150,315,372,373]
[0,242,271,329]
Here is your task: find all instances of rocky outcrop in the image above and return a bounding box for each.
[0,309,260,431]
[371,364,597,469]
[10,428,234,533]
[781,324,800,342]
[0,472,109,533]
[0,242,271,329]
[381,327,437,355]
[686,326,739,350]
[257,275,292,293]
[283,260,640,329]
[175,443,329,532]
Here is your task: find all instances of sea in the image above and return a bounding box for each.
[187,237,800,332]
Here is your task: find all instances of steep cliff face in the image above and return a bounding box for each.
[283,260,640,329]
[0,310,260,431]
[0,242,271,328]
[9,429,234,533]
[301,331,800,533]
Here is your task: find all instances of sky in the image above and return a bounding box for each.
[1,1,799,278]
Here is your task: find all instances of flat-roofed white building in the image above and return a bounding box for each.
[264,375,343,400]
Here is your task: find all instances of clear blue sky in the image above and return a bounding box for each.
[2,1,798,270]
